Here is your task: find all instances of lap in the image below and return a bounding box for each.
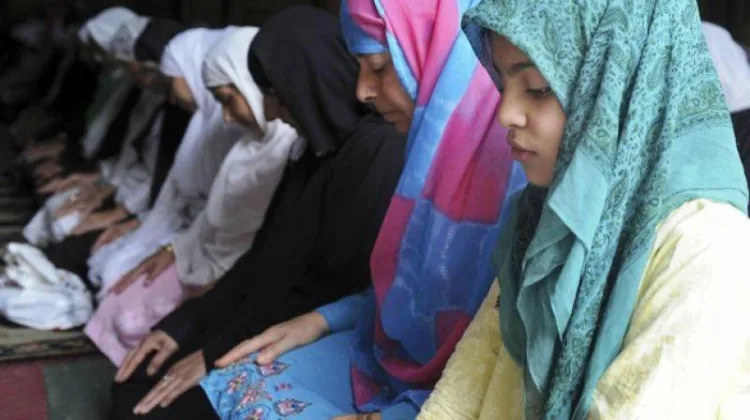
[201,331,357,419]
[110,344,215,420]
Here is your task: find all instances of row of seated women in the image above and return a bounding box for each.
[2,0,750,418]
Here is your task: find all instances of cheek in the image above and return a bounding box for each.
[236,99,257,125]
[382,74,414,118]
[534,102,566,159]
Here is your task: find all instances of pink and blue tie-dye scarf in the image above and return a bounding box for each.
[341,0,527,411]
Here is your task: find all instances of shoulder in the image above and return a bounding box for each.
[640,199,750,311]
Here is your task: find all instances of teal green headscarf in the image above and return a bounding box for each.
[464,0,749,418]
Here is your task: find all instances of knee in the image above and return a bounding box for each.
[113,309,151,348]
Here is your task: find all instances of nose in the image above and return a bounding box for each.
[496,93,527,129]
[356,66,378,104]
[222,106,234,124]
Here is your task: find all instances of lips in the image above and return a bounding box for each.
[507,131,535,163]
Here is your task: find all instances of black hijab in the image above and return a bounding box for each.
[248,6,369,156]
[155,7,406,367]
[134,18,186,62]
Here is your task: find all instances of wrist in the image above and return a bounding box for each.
[310,311,330,335]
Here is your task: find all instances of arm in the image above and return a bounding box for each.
[200,277,355,367]
[382,403,420,420]
[118,169,154,217]
[418,282,503,420]
[316,289,372,334]
[589,203,750,419]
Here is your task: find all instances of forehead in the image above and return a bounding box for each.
[358,52,390,65]
[490,34,530,66]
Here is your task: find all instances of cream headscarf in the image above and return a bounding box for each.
[79,7,138,51]
[201,27,267,133]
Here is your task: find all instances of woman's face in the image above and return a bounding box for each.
[355,52,415,134]
[169,77,197,113]
[210,85,260,133]
[490,34,566,187]
[262,89,299,130]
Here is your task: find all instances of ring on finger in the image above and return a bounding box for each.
[162,375,172,381]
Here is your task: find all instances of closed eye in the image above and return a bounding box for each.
[527,86,553,99]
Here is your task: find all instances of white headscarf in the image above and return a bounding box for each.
[702,22,750,113]
[160,27,236,113]
[80,7,138,51]
[109,15,151,61]
[201,27,267,133]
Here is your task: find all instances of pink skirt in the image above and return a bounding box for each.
[85,264,186,366]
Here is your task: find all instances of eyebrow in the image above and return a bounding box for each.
[505,62,536,77]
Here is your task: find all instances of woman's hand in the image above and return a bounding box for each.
[116,330,179,383]
[110,248,176,295]
[33,161,63,182]
[23,135,66,162]
[132,350,206,415]
[54,184,114,218]
[70,206,129,236]
[215,312,329,368]
[38,172,101,194]
[91,219,142,253]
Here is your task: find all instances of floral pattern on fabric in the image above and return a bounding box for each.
[201,331,359,419]
[205,361,312,419]
[257,361,290,378]
[273,399,311,417]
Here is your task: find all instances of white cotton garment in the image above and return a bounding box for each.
[112,112,163,216]
[702,22,750,113]
[23,187,80,247]
[172,27,305,287]
[0,243,93,330]
[80,7,138,51]
[173,127,300,287]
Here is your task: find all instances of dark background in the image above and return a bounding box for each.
[1,0,340,28]
[1,0,748,44]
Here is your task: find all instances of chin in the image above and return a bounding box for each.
[394,120,411,134]
[524,169,554,188]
